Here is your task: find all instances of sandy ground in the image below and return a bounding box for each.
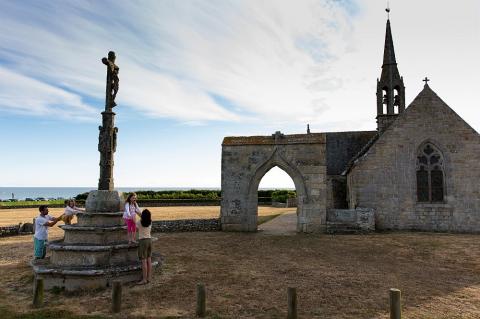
[1,208,480,318]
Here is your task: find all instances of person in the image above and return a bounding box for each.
[62,199,85,225]
[123,193,140,244]
[135,209,152,285]
[33,205,59,259]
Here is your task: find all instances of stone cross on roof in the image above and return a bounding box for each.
[272,131,284,143]
[423,77,430,86]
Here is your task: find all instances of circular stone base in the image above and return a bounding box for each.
[31,257,161,292]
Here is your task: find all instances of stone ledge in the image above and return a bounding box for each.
[48,241,138,251]
[223,133,326,146]
[60,225,126,231]
[32,258,161,276]
[77,212,124,217]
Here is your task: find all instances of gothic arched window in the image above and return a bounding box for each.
[416,143,445,202]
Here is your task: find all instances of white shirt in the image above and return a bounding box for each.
[64,206,81,216]
[34,214,54,240]
[123,202,140,220]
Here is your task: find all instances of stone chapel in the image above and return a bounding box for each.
[220,17,480,233]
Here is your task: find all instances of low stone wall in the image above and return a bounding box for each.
[152,218,221,232]
[326,208,375,233]
[0,223,34,237]
[139,199,220,207]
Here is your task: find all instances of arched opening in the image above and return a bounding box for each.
[382,88,388,114]
[247,156,307,233]
[393,87,401,114]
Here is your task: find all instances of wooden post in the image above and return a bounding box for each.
[196,283,206,317]
[287,287,297,319]
[389,288,401,319]
[112,281,122,313]
[33,278,44,308]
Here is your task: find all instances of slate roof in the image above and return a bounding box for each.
[326,131,377,175]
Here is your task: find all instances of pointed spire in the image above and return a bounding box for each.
[376,8,406,133]
[382,19,397,66]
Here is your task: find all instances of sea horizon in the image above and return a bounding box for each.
[0,187,220,200]
[0,186,293,200]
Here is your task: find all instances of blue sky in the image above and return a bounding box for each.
[0,0,479,187]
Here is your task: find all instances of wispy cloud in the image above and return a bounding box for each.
[0,0,356,124]
[0,67,96,120]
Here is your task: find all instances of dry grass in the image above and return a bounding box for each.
[0,208,480,318]
[0,206,291,238]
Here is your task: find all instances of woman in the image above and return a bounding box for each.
[135,209,152,285]
[123,193,140,244]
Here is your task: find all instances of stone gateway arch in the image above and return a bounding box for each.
[220,132,327,233]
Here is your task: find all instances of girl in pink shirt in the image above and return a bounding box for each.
[123,193,140,244]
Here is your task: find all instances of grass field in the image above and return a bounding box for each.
[0,207,479,318]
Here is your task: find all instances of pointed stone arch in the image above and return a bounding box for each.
[221,133,327,233]
[246,150,308,232]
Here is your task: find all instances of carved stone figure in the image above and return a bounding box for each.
[102,51,119,109]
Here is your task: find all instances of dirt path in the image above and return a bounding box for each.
[258,210,297,235]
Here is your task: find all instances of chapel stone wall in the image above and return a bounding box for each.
[348,88,480,232]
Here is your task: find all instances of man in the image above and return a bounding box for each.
[33,205,59,259]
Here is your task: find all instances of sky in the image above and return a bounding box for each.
[0,0,478,188]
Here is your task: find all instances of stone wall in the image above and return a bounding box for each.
[0,223,34,237]
[221,132,327,233]
[326,208,375,233]
[151,218,220,232]
[348,86,480,232]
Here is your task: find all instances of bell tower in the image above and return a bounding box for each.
[376,10,405,132]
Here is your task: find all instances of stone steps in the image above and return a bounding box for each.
[31,257,161,291]
[48,241,139,268]
[60,225,127,245]
[326,222,370,234]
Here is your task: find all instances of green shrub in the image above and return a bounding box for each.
[271,190,296,203]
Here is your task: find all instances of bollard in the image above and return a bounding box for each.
[287,287,297,319]
[196,283,206,317]
[112,281,122,313]
[33,277,44,308]
[389,288,401,319]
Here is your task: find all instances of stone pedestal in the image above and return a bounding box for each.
[31,190,159,291]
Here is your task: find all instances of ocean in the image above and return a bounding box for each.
[0,187,220,201]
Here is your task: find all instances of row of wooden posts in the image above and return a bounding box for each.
[33,278,402,318]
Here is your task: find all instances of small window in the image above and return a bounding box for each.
[416,143,445,202]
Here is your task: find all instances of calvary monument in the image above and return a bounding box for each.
[32,52,151,291]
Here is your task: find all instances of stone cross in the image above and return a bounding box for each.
[98,51,119,191]
[272,131,284,143]
[423,77,430,85]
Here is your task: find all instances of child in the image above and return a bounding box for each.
[34,205,60,259]
[62,199,85,225]
[135,209,152,285]
[123,193,140,244]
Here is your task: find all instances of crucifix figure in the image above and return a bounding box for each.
[102,51,119,110]
[423,77,430,86]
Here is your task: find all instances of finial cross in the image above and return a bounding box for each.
[386,1,390,19]
[423,77,430,85]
